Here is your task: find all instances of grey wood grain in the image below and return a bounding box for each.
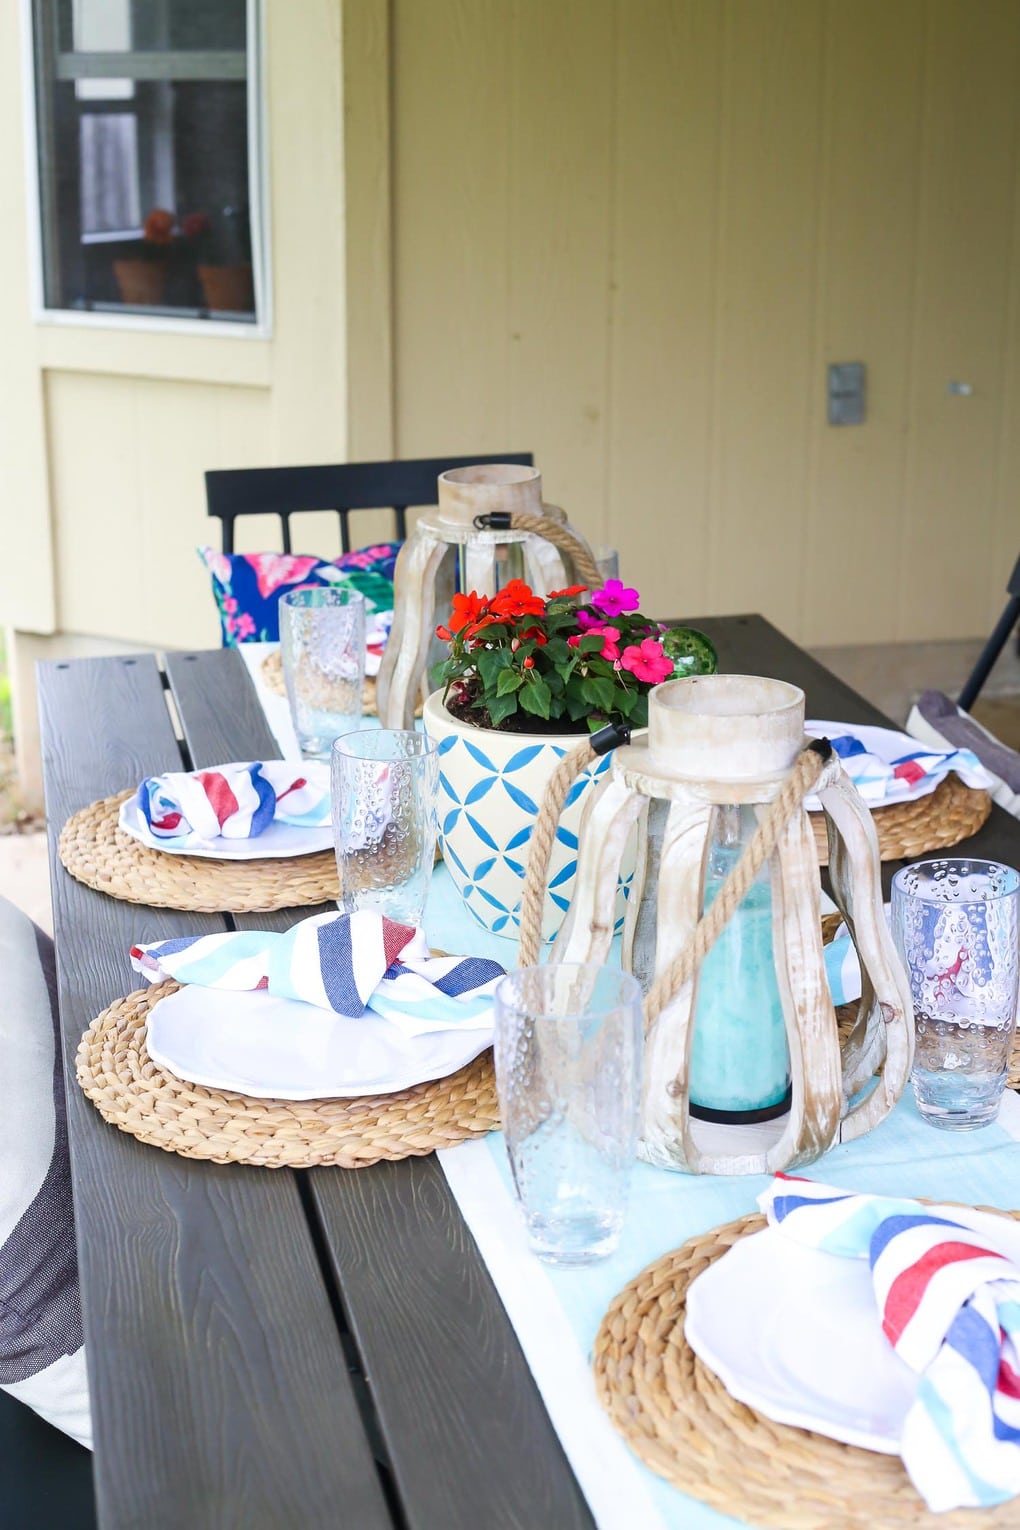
[310,1157,595,1530]
[38,656,391,1530]
[166,647,594,1528]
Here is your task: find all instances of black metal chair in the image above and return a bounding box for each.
[958,551,1020,711]
[205,454,534,556]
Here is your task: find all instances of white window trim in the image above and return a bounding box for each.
[20,0,272,341]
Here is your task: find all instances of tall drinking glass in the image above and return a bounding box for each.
[892,858,1020,1130]
[331,730,439,925]
[279,587,366,759]
[493,964,643,1265]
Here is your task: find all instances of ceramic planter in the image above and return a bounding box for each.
[423,690,633,940]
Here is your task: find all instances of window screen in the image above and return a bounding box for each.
[32,0,262,324]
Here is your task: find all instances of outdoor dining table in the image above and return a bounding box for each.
[37,612,1020,1530]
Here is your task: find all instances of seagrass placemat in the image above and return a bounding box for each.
[59,790,339,912]
[77,979,499,1168]
[593,1209,1020,1529]
[261,648,382,715]
[811,773,991,866]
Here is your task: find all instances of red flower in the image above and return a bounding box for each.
[522,656,535,669]
[143,208,175,245]
[548,585,588,599]
[448,590,488,633]
[489,579,546,620]
[435,624,453,642]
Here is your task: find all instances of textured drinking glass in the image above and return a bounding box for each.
[493,965,643,1265]
[892,858,1020,1130]
[279,587,366,759]
[331,730,439,925]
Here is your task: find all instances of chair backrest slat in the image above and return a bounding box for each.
[205,454,534,558]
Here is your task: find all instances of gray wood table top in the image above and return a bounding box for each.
[38,615,1020,1530]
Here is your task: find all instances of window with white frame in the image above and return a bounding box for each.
[31,0,264,325]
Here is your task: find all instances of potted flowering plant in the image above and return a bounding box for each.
[433,577,713,733]
[423,578,716,938]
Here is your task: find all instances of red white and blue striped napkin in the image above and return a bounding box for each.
[761,1174,1020,1511]
[131,911,505,1035]
[805,720,994,809]
[137,761,330,843]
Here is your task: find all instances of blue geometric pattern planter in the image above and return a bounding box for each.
[423,691,632,940]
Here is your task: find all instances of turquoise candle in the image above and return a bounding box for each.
[689,808,791,1119]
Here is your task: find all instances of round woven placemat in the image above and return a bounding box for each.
[261,648,383,716]
[76,979,499,1168]
[593,1208,1020,1529]
[810,773,991,866]
[59,791,339,912]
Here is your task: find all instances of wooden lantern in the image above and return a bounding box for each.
[375,464,601,729]
[550,675,914,1175]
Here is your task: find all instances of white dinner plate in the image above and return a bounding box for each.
[118,780,334,860]
[684,1205,1020,1453]
[145,984,492,1098]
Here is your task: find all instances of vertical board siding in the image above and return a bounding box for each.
[47,373,272,648]
[392,0,1020,644]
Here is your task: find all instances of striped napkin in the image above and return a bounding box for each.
[137,761,330,843]
[761,1174,1020,1511]
[805,720,994,808]
[131,911,505,1035]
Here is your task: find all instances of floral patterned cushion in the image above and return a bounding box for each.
[198,544,400,645]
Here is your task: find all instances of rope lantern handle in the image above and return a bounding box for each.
[473,509,605,592]
[517,722,633,969]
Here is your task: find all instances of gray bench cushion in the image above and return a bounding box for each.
[0,897,91,1447]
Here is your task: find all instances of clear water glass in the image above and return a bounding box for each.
[892,858,1020,1130]
[493,964,643,1265]
[331,730,439,926]
[279,587,366,759]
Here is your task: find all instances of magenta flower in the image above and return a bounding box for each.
[575,607,602,630]
[591,578,640,618]
[620,638,672,684]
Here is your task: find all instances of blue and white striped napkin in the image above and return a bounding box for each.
[761,1174,1020,1512]
[131,911,505,1035]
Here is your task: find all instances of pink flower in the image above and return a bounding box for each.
[224,596,238,614]
[568,624,620,661]
[621,638,672,684]
[235,612,256,639]
[576,607,602,631]
[591,578,640,618]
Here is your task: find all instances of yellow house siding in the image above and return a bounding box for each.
[391,0,1020,644]
[47,373,272,648]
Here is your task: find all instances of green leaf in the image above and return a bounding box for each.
[476,647,505,690]
[543,637,572,665]
[519,677,552,719]
[580,675,618,712]
[487,692,519,725]
[496,667,523,696]
[566,689,590,722]
[579,633,605,655]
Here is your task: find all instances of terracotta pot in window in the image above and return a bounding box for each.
[198,263,254,313]
[112,259,167,307]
